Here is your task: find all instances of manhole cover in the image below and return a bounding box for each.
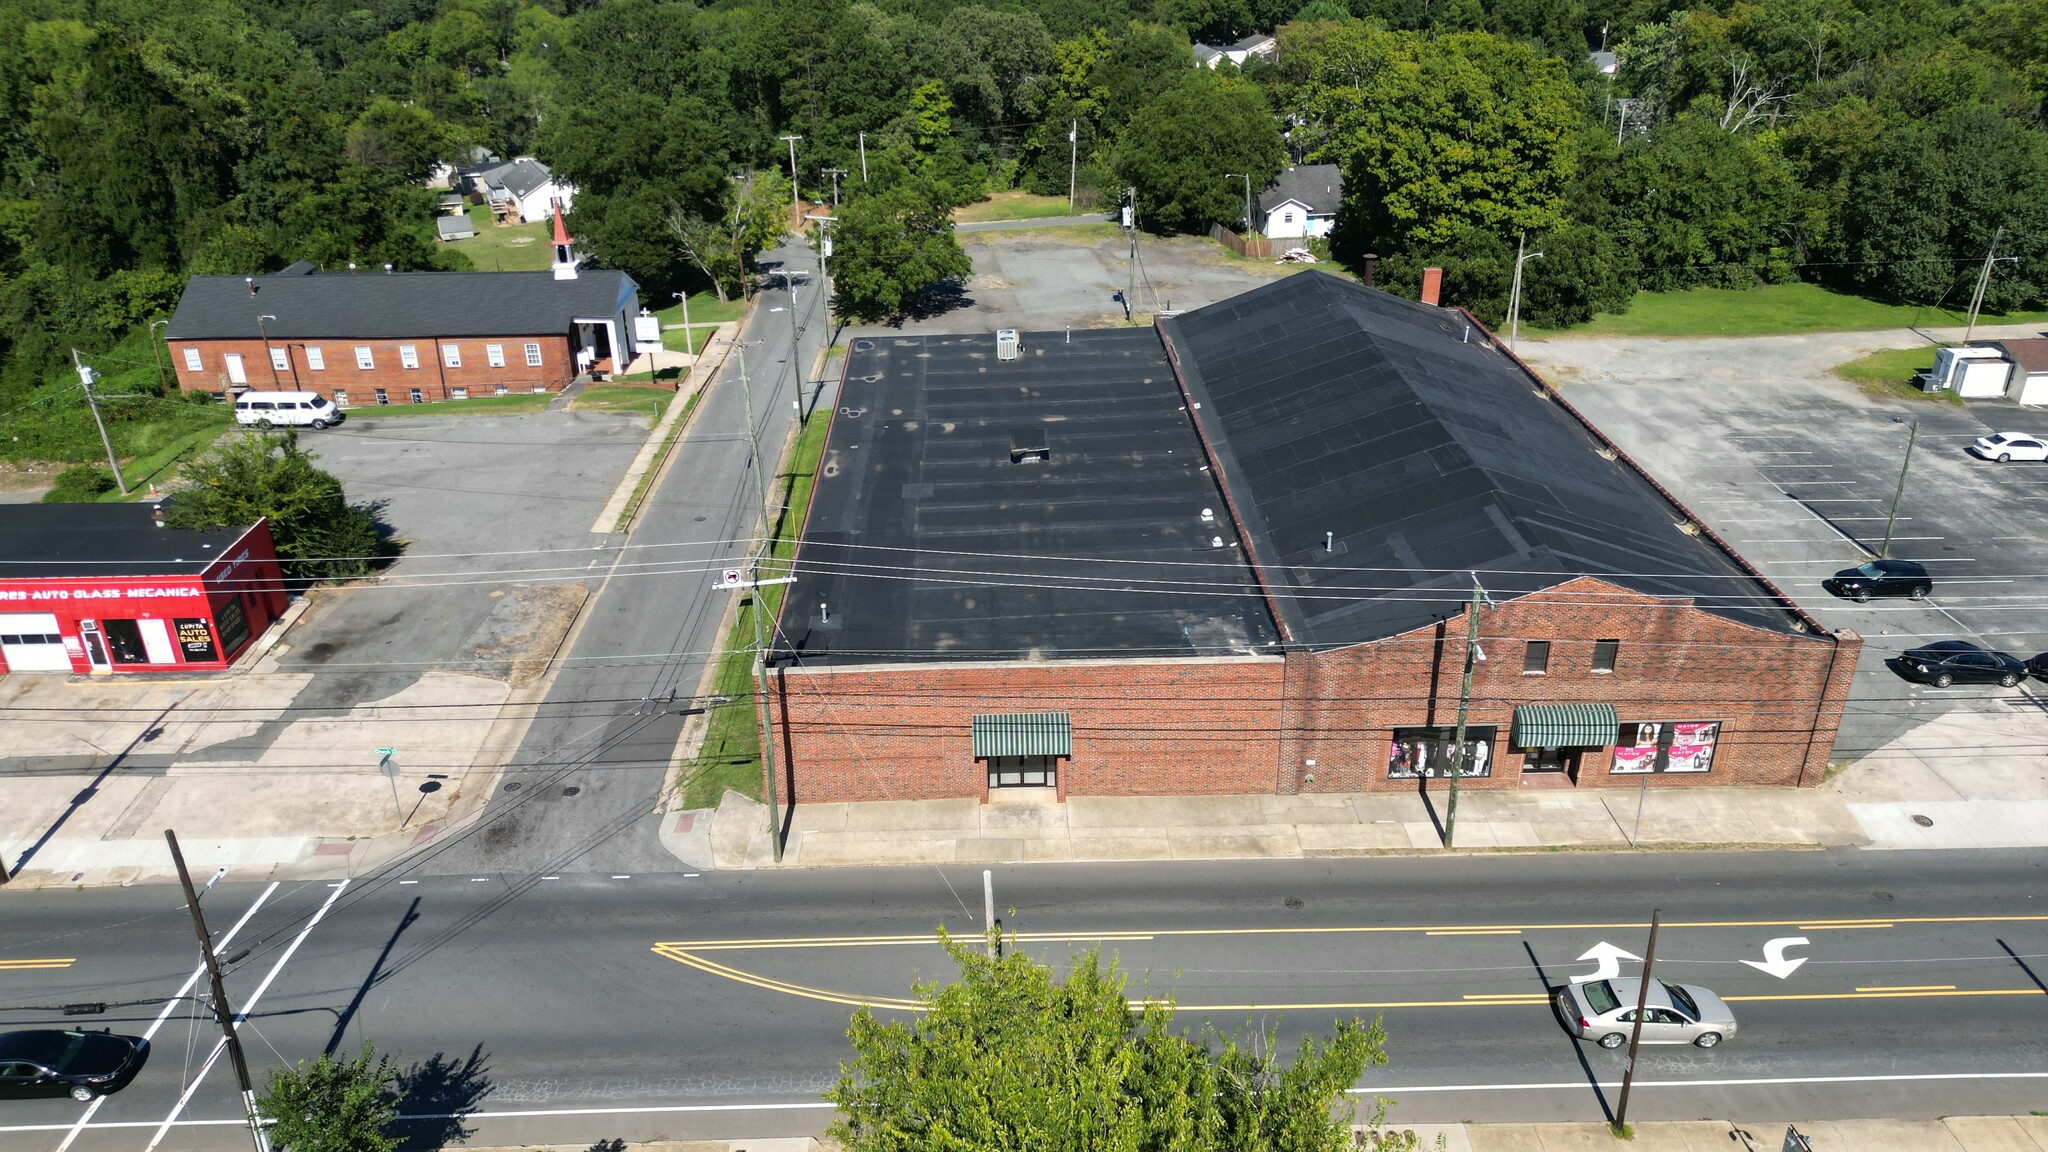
[562,786,581,797]
[1911,814,1934,827]
[503,782,522,792]
[1284,897,1304,910]
[1873,891,1894,902]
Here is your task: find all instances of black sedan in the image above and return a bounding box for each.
[0,1030,146,1102]
[2029,653,2048,680]
[1898,641,2026,688]
[1824,559,1932,602]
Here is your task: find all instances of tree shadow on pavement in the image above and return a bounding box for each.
[1523,941,1614,1124]
[390,1045,493,1152]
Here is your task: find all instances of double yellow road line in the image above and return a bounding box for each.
[0,958,75,972]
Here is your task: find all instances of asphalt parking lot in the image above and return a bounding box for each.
[1524,326,2048,761]
[861,226,1301,335]
[273,409,648,704]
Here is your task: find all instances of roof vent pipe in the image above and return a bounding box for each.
[1361,253,1377,288]
[821,601,829,623]
[245,277,256,297]
[383,263,394,274]
[152,502,165,528]
[1201,507,1215,523]
[1325,531,1334,551]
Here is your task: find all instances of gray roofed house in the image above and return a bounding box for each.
[1257,164,1341,239]
[1192,32,1277,68]
[166,264,635,342]
[478,157,574,223]
[1157,271,1804,644]
[436,214,476,242]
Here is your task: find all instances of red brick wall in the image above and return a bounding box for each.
[765,577,1860,803]
[766,658,1285,803]
[168,335,575,399]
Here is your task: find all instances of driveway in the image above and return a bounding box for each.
[1520,323,2048,766]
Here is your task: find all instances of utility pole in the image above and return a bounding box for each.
[1615,98,1636,147]
[858,132,868,183]
[1225,173,1252,236]
[779,135,803,212]
[1124,187,1137,318]
[1508,234,1544,350]
[808,213,836,336]
[822,167,845,206]
[1442,576,1484,848]
[1613,908,1663,1132]
[72,350,129,495]
[1068,120,1078,209]
[672,291,693,355]
[148,319,170,394]
[735,343,783,862]
[167,830,270,1152]
[776,269,803,428]
[1965,226,2018,343]
[256,314,279,387]
[1879,419,1918,559]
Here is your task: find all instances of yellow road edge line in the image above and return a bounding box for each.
[651,914,2048,951]
[1427,930,1524,936]
[1727,989,2042,1002]
[1853,985,1956,992]
[1462,994,1546,1000]
[649,947,924,1011]
[0,959,75,969]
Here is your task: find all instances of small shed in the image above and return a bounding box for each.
[2000,338,2048,405]
[437,214,476,242]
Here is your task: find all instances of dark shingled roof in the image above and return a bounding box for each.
[774,329,1279,665]
[1259,165,1342,216]
[1158,271,1802,644]
[166,267,637,341]
[493,158,556,202]
[0,504,259,579]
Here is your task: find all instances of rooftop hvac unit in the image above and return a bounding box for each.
[996,329,1020,361]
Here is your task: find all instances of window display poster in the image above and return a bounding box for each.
[1612,720,1720,774]
[175,617,218,662]
[1389,726,1497,778]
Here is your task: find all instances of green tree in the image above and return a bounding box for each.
[1616,114,1801,290]
[166,430,388,581]
[665,169,792,302]
[830,930,1412,1152]
[830,168,973,322]
[1113,71,1284,234]
[254,1043,398,1152]
[345,98,453,183]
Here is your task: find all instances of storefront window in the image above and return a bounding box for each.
[175,618,219,662]
[1389,726,1496,778]
[1614,721,1720,774]
[214,598,250,655]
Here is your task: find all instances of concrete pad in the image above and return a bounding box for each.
[1468,1124,1547,1152]
[1405,822,1445,849]
[1168,829,1300,859]
[1490,820,1540,847]
[1351,794,1430,823]
[1257,793,1360,824]
[1062,834,1174,861]
[1807,1119,1966,1151]
[1449,823,1501,848]
[1297,823,1414,852]
[1066,794,1265,828]
[953,837,1029,863]
[2011,1116,2048,1151]
[978,803,1069,834]
[836,798,982,832]
[1940,1117,2048,1152]
[789,803,850,833]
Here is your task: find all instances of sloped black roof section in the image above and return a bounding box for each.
[0,504,256,578]
[1159,271,1800,644]
[774,329,1279,666]
[166,268,637,341]
[1259,165,1342,215]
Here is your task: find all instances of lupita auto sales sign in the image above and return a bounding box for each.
[175,618,218,662]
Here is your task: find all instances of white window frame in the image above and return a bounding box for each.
[409,388,424,404]
[269,347,290,372]
[399,344,420,370]
[450,386,468,400]
[333,390,349,407]
[443,344,462,368]
[306,346,325,371]
[354,346,374,370]
[523,342,543,367]
[182,348,202,373]
[486,343,506,368]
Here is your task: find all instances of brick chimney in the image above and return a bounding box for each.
[1361,253,1377,288]
[1420,267,1442,307]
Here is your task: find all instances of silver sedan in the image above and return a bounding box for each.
[1555,977,1737,1049]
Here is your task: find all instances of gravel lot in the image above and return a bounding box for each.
[1522,324,2048,761]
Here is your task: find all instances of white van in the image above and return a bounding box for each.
[233,391,343,429]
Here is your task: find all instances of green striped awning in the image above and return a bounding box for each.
[972,713,1072,758]
[1511,703,1619,749]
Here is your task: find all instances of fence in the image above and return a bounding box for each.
[1209,224,1273,259]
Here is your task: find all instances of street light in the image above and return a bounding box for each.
[1964,226,2020,343]
[1225,173,1253,237]
[255,314,279,386]
[1507,235,1543,350]
[775,269,804,426]
[671,290,693,356]
[148,319,170,393]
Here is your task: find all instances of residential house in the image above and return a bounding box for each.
[1192,32,1278,68]
[1259,164,1341,239]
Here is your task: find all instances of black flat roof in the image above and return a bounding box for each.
[0,504,255,579]
[774,329,1279,665]
[1159,272,1801,642]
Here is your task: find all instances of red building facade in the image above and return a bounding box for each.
[0,510,288,675]
[168,334,576,403]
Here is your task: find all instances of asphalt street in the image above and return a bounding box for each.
[4,850,2047,1149]
[421,238,832,877]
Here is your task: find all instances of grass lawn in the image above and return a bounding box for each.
[572,385,675,422]
[655,291,748,354]
[345,393,552,418]
[955,190,1085,223]
[440,205,553,272]
[1551,282,2048,339]
[678,407,834,809]
[1833,344,1964,405]
[112,416,235,496]
[961,221,1121,245]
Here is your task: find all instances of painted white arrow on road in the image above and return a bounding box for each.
[1572,941,1642,983]
[1741,936,1810,979]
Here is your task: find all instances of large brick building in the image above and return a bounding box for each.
[764,273,1860,805]
[164,216,640,405]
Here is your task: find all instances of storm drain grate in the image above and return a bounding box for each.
[1911,814,1934,827]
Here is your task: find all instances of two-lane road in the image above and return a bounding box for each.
[4,850,2047,1148]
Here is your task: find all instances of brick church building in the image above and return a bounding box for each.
[762,273,1860,805]
[164,213,640,406]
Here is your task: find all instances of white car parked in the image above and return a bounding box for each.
[1969,432,2048,462]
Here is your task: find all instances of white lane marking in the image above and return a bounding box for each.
[471,877,490,882]
[542,876,561,881]
[612,875,632,880]
[1355,1070,2048,1094]
[142,879,350,1151]
[399,880,419,885]
[50,883,280,1152]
